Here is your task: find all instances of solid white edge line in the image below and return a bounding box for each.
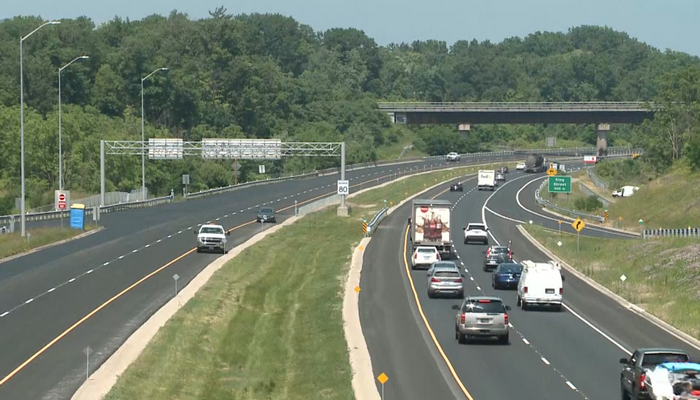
[515,175,635,238]
[481,170,634,357]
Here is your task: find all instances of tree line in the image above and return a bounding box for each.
[0,7,699,213]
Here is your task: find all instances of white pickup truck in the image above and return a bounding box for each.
[195,224,230,254]
[477,170,496,191]
[463,223,489,245]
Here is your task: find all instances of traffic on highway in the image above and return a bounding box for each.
[360,159,700,400]
[0,153,518,399]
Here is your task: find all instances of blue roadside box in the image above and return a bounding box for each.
[70,203,85,230]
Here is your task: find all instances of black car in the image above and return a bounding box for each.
[484,253,509,272]
[450,182,463,192]
[256,207,276,223]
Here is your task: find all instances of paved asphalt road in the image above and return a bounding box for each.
[0,155,521,400]
[361,169,700,400]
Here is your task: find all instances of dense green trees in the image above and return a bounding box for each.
[0,10,699,214]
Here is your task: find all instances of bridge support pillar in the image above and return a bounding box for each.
[458,123,470,139]
[596,123,610,157]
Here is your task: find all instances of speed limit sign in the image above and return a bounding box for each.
[337,180,350,195]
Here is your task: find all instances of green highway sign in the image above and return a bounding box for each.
[548,176,571,193]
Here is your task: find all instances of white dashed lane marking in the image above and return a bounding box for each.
[0,163,475,320]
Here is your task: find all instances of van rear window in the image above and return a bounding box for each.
[463,300,505,313]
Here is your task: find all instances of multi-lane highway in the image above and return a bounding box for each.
[360,167,700,400]
[0,154,522,400]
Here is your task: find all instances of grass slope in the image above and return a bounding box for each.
[525,225,700,340]
[600,163,700,229]
[0,226,97,260]
[103,163,498,399]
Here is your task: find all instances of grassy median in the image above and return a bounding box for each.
[104,163,511,400]
[0,226,97,260]
[524,225,700,340]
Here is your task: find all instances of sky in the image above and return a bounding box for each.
[2,0,700,56]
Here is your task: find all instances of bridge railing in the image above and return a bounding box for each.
[377,101,656,111]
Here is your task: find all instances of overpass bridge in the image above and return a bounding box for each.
[377,102,657,156]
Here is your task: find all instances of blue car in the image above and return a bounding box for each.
[492,263,523,290]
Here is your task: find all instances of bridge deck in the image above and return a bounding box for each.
[377,102,657,112]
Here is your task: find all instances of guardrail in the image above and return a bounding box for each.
[0,148,641,226]
[643,228,700,239]
[534,178,605,223]
[184,171,319,200]
[586,167,611,191]
[365,207,389,236]
[0,194,174,228]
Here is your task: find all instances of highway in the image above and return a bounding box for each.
[0,154,519,400]
[360,168,700,400]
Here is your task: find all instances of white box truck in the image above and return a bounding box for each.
[477,170,496,191]
[409,199,453,259]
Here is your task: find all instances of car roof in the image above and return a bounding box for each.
[464,295,503,302]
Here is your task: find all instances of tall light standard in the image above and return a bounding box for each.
[140,67,168,200]
[20,20,61,237]
[58,55,89,191]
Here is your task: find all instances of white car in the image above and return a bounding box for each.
[612,186,639,198]
[516,162,526,170]
[463,223,489,245]
[412,246,441,269]
[446,152,461,162]
[195,223,230,254]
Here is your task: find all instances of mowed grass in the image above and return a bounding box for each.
[604,164,700,230]
[0,226,97,260]
[104,163,485,400]
[525,225,700,340]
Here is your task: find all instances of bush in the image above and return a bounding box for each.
[574,195,603,212]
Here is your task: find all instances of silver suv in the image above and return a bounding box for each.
[427,264,464,299]
[452,296,511,344]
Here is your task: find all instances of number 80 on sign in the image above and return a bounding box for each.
[337,180,350,195]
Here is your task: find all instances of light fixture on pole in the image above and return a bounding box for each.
[140,67,168,200]
[58,55,89,191]
[20,20,60,237]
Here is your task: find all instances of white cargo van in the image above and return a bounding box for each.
[516,260,564,311]
[477,170,496,191]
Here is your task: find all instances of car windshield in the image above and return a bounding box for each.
[643,353,689,366]
[417,248,435,253]
[463,300,505,313]
[497,264,522,273]
[434,271,460,278]
[201,227,224,234]
[259,208,274,213]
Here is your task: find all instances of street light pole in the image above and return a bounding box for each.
[58,55,89,192]
[140,67,168,200]
[20,20,60,237]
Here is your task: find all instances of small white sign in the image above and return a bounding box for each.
[557,241,562,247]
[55,190,70,210]
[258,165,266,174]
[620,274,627,282]
[337,180,350,195]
